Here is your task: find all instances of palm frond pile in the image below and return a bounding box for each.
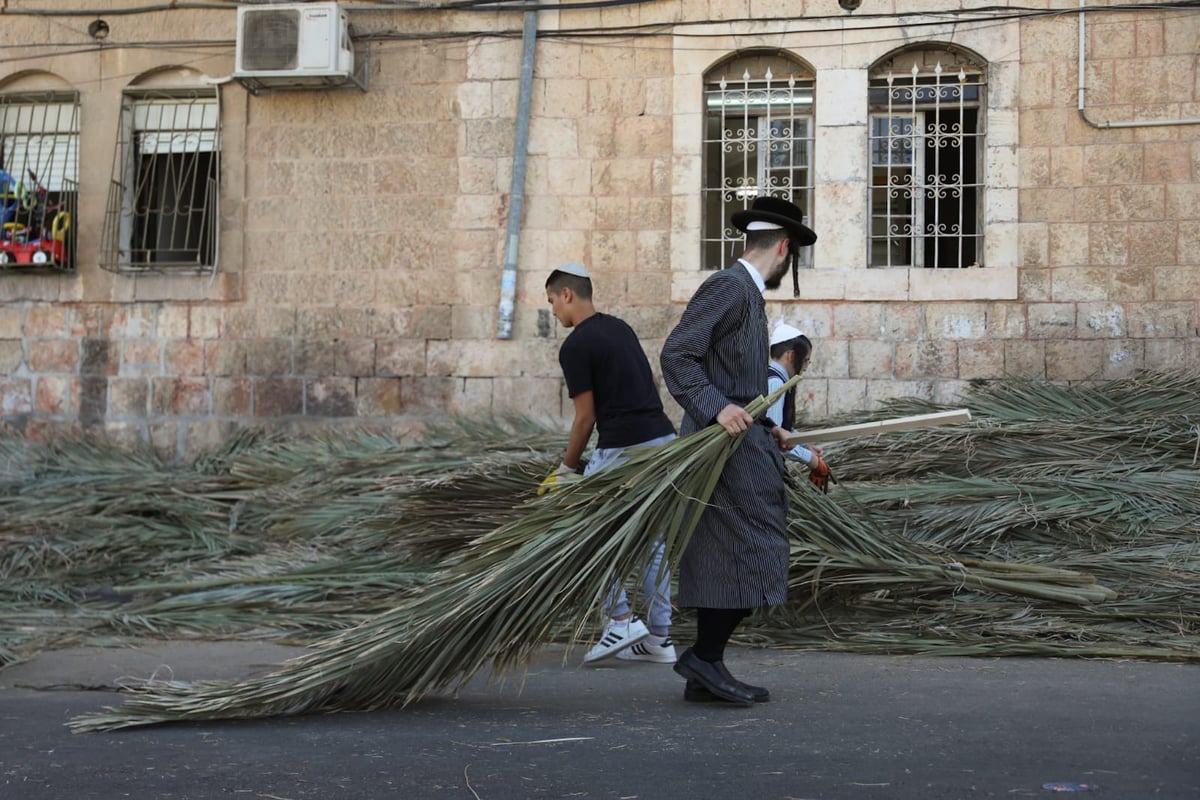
[0,371,1195,727]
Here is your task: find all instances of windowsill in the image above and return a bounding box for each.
[671,265,1019,303]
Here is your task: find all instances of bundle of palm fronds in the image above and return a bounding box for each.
[1,370,1195,726]
[763,371,1200,660]
[69,388,784,731]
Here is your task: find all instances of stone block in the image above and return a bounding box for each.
[119,340,163,377]
[958,341,1006,380]
[1126,302,1194,338]
[306,377,356,417]
[426,339,522,378]
[152,377,211,417]
[458,377,494,415]
[27,339,79,373]
[894,340,958,379]
[1045,340,1106,381]
[205,340,248,377]
[376,339,428,377]
[1108,268,1156,307]
[1129,221,1177,267]
[0,378,32,416]
[335,340,377,377]
[0,340,23,373]
[1144,338,1193,370]
[0,307,22,338]
[1019,187,1074,223]
[102,422,146,450]
[1089,224,1129,267]
[148,422,181,462]
[1077,303,1126,338]
[520,339,564,381]
[157,306,190,339]
[832,303,884,338]
[1047,224,1090,269]
[34,376,72,416]
[1111,185,1165,223]
[255,377,304,417]
[257,308,297,338]
[400,376,457,413]
[1028,303,1077,338]
[23,419,81,442]
[492,376,561,417]
[825,378,868,416]
[245,339,294,376]
[108,378,149,417]
[165,339,206,377]
[925,304,988,340]
[847,340,893,378]
[25,306,69,338]
[866,378,935,408]
[185,420,238,459]
[191,306,222,339]
[810,339,849,379]
[1154,265,1200,300]
[109,305,156,338]
[355,378,403,417]
[213,377,253,417]
[1102,340,1145,379]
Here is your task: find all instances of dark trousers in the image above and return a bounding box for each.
[692,607,750,662]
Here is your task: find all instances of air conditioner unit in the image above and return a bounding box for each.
[234,2,355,89]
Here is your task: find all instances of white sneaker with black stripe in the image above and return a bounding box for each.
[616,637,677,663]
[583,616,649,663]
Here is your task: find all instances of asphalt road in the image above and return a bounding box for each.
[1,642,1196,800]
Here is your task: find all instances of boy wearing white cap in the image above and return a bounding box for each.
[767,323,831,492]
[543,261,678,664]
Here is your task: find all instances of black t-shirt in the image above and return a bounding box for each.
[559,313,676,449]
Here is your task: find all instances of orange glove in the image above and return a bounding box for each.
[809,455,832,494]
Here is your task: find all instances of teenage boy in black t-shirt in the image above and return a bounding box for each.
[543,261,678,664]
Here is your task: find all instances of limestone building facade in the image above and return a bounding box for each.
[0,0,1196,456]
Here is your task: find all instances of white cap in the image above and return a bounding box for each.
[553,261,591,279]
[769,322,805,346]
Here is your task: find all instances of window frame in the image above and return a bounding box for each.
[100,87,221,275]
[867,57,986,270]
[0,89,80,273]
[701,55,815,271]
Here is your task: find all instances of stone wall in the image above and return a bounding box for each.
[0,0,1196,458]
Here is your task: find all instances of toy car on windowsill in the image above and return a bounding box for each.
[0,212,70,267]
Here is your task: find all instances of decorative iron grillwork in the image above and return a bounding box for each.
[868,60,985,268]
[0,91,79,272]
[702,58,814,271]
[100,88,220,274]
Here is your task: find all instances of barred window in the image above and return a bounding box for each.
[101,88,219,274]
[703,53,814,271]
[869,51,985,269]
[0,91,79,272]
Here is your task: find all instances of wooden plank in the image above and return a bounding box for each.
[783,408,972,446]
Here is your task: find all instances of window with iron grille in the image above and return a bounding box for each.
[0,91,79,272]
[703,53,814,271]
[868,52,985,269]
[100,89,220,274]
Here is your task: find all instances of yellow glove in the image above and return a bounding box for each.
[538,463,575,496]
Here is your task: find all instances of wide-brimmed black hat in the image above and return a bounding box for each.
[731,195,817,247]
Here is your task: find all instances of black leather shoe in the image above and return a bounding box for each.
[714,661,770,702]
[673,648,755,706]
[684,677,770,703]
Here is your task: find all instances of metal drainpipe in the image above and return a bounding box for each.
[1077,0,1200,129]
[496,10,538,339]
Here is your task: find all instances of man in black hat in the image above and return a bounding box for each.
[660,195,817,706]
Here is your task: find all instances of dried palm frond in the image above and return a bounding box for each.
[69,384,796,731]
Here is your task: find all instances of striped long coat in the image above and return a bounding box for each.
[660,263,789,609]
